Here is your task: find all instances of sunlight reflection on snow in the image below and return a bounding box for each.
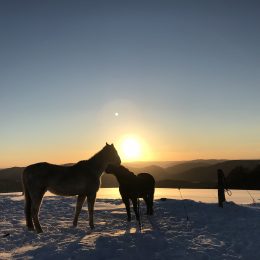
[40,188,260,204]
[14,245,41,254]
[3,188,260,205]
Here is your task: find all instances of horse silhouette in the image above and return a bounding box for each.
[22,143,121,233]
[105,164,155,221]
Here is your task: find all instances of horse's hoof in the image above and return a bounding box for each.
[27,226,35,231]
[90,225,95,230]
[36,230,43,234]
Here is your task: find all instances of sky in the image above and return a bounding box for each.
[0,0,260,167]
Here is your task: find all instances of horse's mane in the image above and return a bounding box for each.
[117,165,136,178]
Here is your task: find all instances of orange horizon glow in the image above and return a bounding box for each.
[1,143,260,169]
[1,131,260,168]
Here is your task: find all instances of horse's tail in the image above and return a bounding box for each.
[22,168,32,227]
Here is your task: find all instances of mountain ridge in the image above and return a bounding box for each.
[1,159,260,192]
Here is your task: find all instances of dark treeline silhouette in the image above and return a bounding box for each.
[226,164,260,189]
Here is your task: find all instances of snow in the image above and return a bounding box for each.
[1,189,260,259]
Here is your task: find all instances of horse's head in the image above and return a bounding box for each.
[103,143,121,167]
[105,164,118,174]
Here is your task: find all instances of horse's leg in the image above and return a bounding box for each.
[149,190,154,215]
[122,196,131,221]
[142,195,150,215]
[24,188,34,230]
[31,190,45,233]
[73,194,86,227]
[87,193,96,229]
[131,197,140,221]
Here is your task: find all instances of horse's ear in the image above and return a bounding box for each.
[106,142,109,146]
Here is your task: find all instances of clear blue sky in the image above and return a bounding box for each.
[1,0,260,167]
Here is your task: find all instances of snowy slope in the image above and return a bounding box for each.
[1,192,260,259]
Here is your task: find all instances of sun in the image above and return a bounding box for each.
[120,137,141,161]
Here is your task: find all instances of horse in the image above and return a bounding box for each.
[22,143,121,233]
[105,164,155,222]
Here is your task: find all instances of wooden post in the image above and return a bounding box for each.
[217,169,226,208]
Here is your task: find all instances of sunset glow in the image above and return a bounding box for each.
[0,1,260,168]
[120,137,141,161]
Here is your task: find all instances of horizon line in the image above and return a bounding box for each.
[2,158,260,169]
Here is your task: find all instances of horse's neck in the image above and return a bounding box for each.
[87,152,107,176]
[74,158,106,178]
[115,172,135,185]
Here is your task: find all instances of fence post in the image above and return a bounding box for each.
[217,169,226,208]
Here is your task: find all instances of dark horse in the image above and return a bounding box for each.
[22,143,121,233]
[105,164,155,221]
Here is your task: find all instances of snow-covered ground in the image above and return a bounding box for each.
[1,189,260,259]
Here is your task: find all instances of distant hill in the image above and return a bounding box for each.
[0,167,24,192]
[128,165,171,181]
[124,161,181,168]
[1,159,260,192]
[165,159,226,177]
[170,160,260,183]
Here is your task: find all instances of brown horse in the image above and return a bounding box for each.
[22,143,121,233]
[105,164,155,222]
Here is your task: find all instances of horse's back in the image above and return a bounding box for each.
[119,173,155,198]
[137,173,155,186]
[23,162,65,177]
[22,162,68,187]
[22,162,99,196]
